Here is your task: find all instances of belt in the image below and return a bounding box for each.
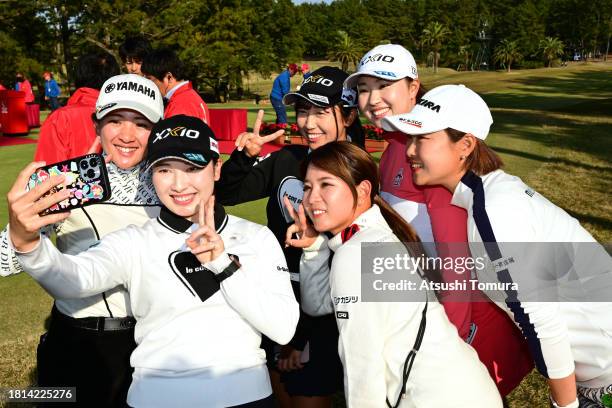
[52,305,136,332]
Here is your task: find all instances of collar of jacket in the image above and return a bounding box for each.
[158,202,228,234]
[165,81,192,100]
[381,130,407,143]
[451,170,505,210]
[327,204,388,252]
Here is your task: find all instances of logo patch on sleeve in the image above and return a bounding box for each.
[336,311,349,319]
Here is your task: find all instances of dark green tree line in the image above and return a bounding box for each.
[1,0,610,99]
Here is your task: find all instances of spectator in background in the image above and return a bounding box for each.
[141,48,210,124]
[15,72,35,103]
[301,63,311,80]
[43,71,61,111]
[119,36,151,76]
[34,52,120,163]
[270,63,298,125]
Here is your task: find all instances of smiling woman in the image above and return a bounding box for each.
[95,110,153,169]
[215,66,365,408]
[382,84,612,408]
[152,160,220,218]
[0,73,165,407]
[7,114,299,408]
[350,44,534,398]
[290,141,503,408]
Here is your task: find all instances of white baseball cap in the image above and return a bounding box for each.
[344,44,418,89]
[381,84,493,140]
[95,74,164,123]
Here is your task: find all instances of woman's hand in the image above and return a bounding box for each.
[8,162,72,252]
[235,109,285,158]
[283,196,318,248]
[276,345,304,372]
[186,196,225,263]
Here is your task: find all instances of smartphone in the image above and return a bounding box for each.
[27,154,111,215]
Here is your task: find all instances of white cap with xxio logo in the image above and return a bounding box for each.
[344,44,418,89]
[95,74,164,123]
[381,84,493,140]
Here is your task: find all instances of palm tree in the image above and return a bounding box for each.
[421,21,451,73]
[493,40,523,72]
[327,31,362,72]
[539,37,564,67]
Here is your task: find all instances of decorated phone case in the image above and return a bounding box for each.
[28,154,111,215]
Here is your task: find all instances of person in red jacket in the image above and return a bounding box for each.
[34,52,120,163]
[141,48,210,124]
[15,73,35,103]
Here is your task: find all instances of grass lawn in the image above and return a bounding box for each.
[0,61,610,407]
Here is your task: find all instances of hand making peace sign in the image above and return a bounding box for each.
[186,195,225,264]
[235,109,286,158]
[283,196,318,249]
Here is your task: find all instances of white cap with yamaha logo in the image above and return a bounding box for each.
[381,84,493,140]
[145,114,220,171]
[95,74,164,123]
[344,44,418,89]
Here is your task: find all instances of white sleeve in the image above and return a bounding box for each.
[10,227,131,299]
[1,224,53,276]
[205,226,299,345]
[331,243,388,407]
[299,234,334,316]
[486,200,574,379]
[0,225,24,276]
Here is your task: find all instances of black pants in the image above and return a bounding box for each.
[36,309,136,407]
[48,96,60,111]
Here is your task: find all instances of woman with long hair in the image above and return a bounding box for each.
[346,44,533,396]
[216,66,363,408]
[382,84,612,408]
[286,141,502,407]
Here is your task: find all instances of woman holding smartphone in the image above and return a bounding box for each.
[8,115,299,408]
[381,84,612,408]
[285,141,502,408]
[1,73,163,407]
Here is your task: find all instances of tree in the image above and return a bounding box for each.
[327,31,362,72]
[329,0,386,49]
[546,0,611,61]
[539,37,564,67]
[493,0,546,58]
[295,3,335,58]
[421,21,450,73]
[0,0,53,91]
[493,39,522,72]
